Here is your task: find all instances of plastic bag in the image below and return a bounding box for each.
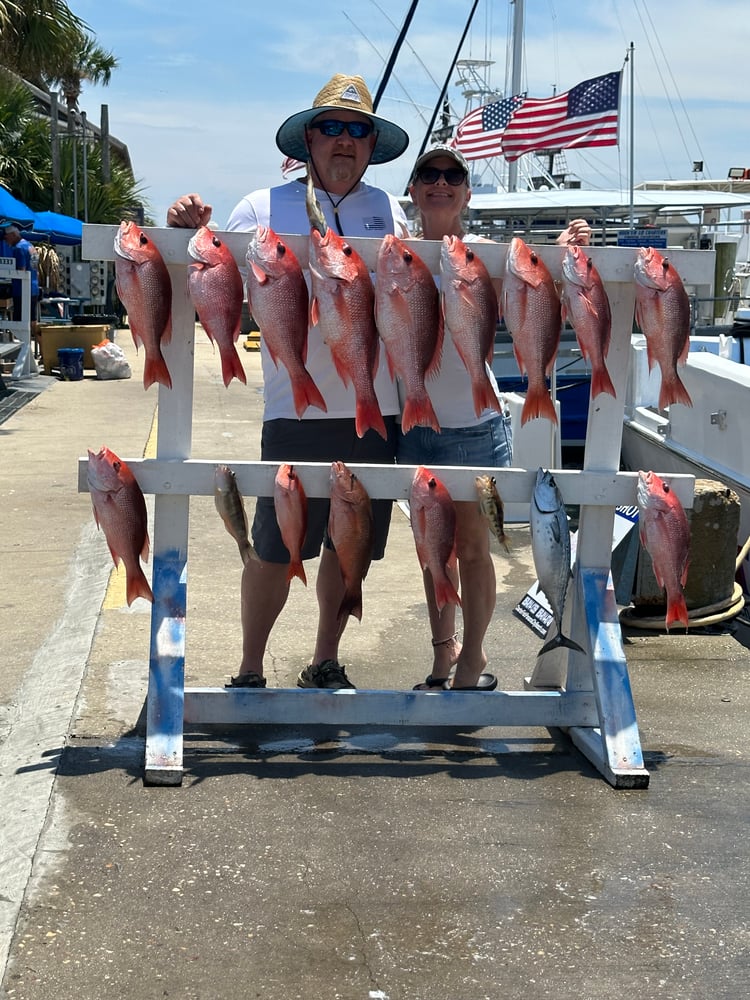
[91,339,132,380]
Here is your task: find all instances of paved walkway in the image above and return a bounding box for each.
[1,331,749,999]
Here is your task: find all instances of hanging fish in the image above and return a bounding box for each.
[530,468,584,656]
[214,464,259,566]
[475,474,511,552]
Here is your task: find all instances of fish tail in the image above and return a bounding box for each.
[434,576,462,612]
[338,590,363,622]
[538,630,584,657]
[355,397,388,441]
[521,385,558,426]
[292,372,328,418]
[239,541,260,565]
[143,353,173,391]
[220,346,247,388]
[401,393,440,434]
[471,378,503,419]
[591,365,617,399]
[286,560,307,586]
[658,372,693,409]
[126,567,154,606]
[665,593,690,631]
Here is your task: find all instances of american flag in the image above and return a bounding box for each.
[500,72,622,162]
[281,156,306,178]
[451,94,526,160]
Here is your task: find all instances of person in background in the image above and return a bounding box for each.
[403,144,590,691]
[3,225,38,326]
[167,74,409,691]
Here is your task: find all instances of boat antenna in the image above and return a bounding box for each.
[405,0,481,194]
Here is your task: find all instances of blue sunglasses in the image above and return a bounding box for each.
[308,119,374,139]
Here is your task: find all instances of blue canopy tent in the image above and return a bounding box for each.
[22,210,83,246]
[0,186,36,228]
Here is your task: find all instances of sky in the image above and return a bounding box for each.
[72,0,750,227]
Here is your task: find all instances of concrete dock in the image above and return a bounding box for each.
[1,333,748,999]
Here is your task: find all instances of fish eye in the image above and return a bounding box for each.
[466,249,474,262]
[343,244,353,257]
[428,476,436,488]
[530,251,538,264]
[404,251,412,263]
[212,236,221,248]
[276,242,286,256]
[139,234,148,246]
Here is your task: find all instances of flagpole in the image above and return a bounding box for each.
[508,0,525,192]
[628,41,635,230]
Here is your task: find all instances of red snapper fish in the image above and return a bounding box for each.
[560,244,616,399]
[637,470,691,630]
[308,226,386,440]
[633,247,692,409]
[273,463,308,586]
[374,234,442,433]
[188,226,246,387]
[502,237,561,425]
[114,220,173,390]
[409,466,461,612]
[245,226,327,418]
[87,446,153,606]
[328,461,375,622]
[439,235,503,419]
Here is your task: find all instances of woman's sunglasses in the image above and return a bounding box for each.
[415,166,467,186]
[308,119,374,139]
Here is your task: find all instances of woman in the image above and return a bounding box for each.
[402,145,589,691]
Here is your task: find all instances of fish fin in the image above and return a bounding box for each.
[250,261,269,285]
[471,377,504,419]
[425,313,445,379]
[310,295,320,327]
[291,371,328,418]
[338,591,363,622]
[126,567,154,606]
[521,385,558,426]
[355,397,388,441]
[434,576,462,613]
[286,561,307,586]
[401,393,441,434]
[143,353,173,391]
[658,373,693,409]
[220,346,248,387]
[162,314,173,346]
[538,631,584,657]
[591,365,617,399]
[665,593,689,631]
[141,531,150,563]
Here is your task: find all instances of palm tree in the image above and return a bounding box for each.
[0,69,51,200]
[0,1,88,86]
[50,33,118,115]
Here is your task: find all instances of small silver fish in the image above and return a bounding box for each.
[475,474,511,552]
[214,464,259,566]
[530,468,584,656]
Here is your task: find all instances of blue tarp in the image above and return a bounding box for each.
[23,210,83,246]
[0,187,35,228]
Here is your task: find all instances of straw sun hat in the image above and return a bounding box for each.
[275,73,409,165]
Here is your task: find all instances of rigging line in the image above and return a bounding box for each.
[372,0,420,111]
[631,0,694,171]
[406,0,482,195]
[340,12,430,127]
[366,0,443,96]
[638,1,710,174]
[609,0,671,179]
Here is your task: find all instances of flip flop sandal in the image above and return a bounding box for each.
[413,674,451,691]
[450,672,498,691]
[226,672,267,688]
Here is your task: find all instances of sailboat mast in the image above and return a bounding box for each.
[508,0,525,192]
[628,42,635,230]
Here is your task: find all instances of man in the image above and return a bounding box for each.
[167,74,409,690]
[3,225,38,326]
